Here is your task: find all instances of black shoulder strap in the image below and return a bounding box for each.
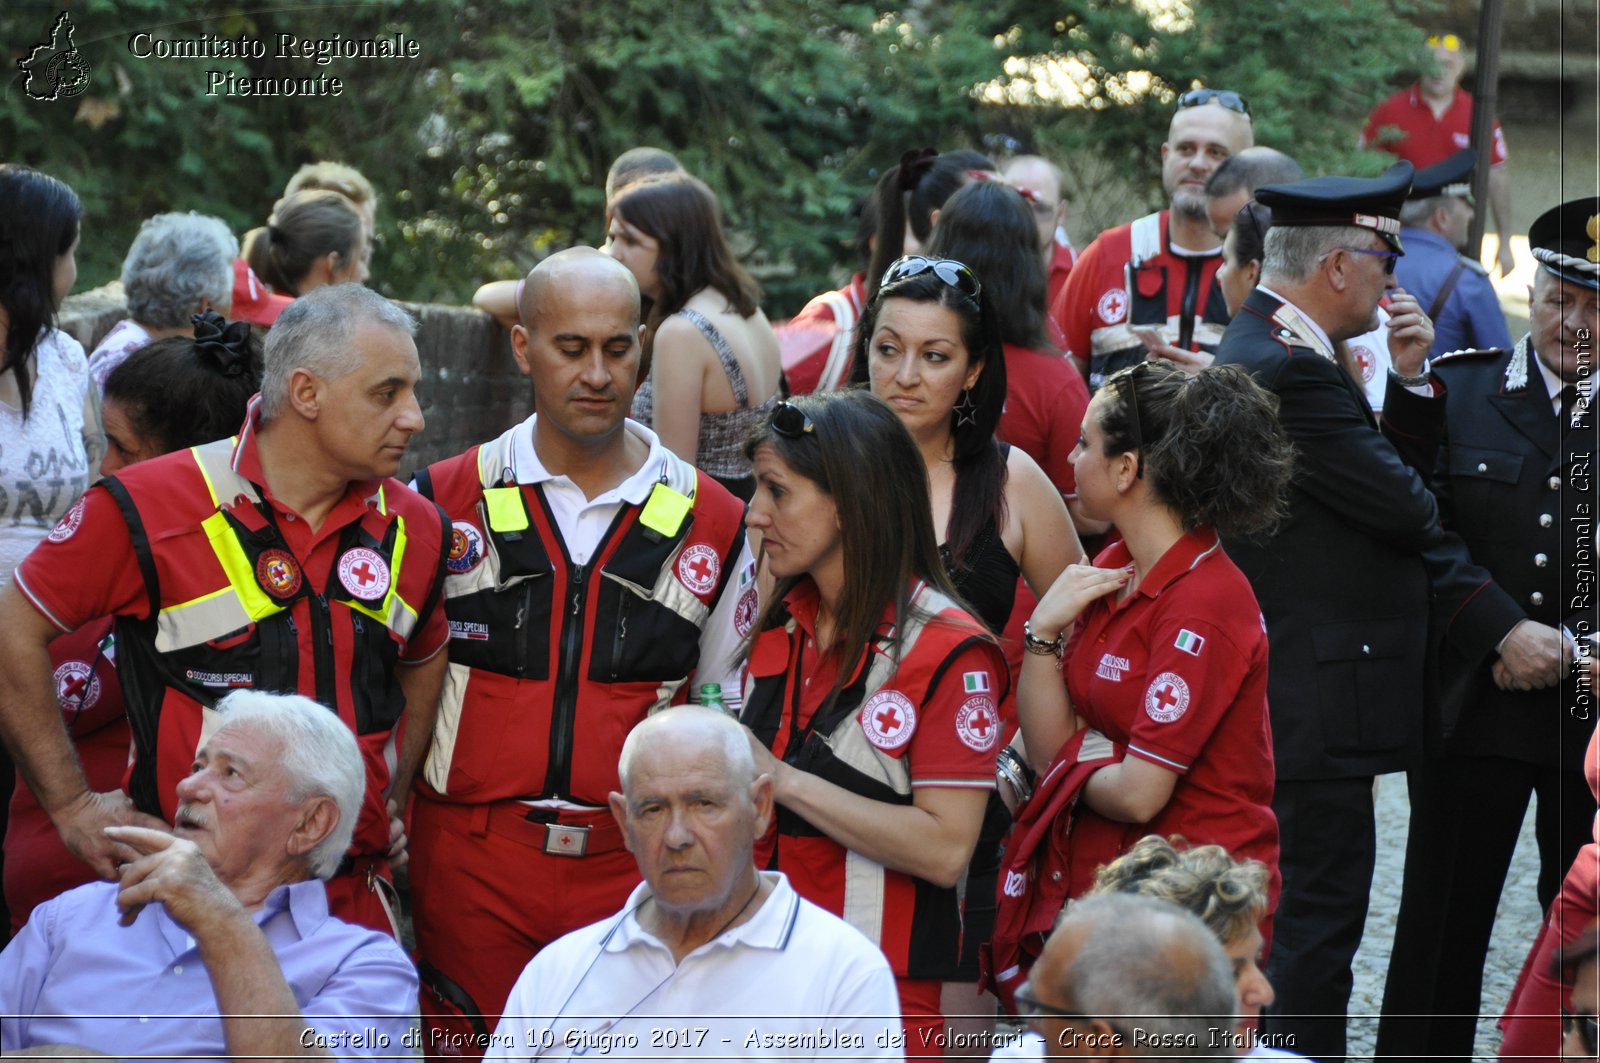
[98,476,159,620]
[412,466,436,500]
[1427,259,1468,322]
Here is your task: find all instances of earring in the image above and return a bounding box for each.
[953,389,977,428]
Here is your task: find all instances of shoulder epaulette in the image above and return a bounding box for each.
[1434,347,1503,363]
[1457,254,1489,277]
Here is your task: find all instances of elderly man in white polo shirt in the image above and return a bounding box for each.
[486,707,902,1061]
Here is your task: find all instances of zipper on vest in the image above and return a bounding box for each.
[1178,258,1203,350]
[513,587,532,676]
[545,562,589,797]
[312,593,336,710]
[610,598,629,681]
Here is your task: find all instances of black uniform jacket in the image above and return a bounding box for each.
[1213,287,1494,779]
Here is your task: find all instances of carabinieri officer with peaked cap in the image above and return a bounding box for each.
[1377,196,1600,1063]
[1212,161,1503,1062]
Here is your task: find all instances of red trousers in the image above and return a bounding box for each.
[1499,841,1600,1061]
[409,795,640,1061]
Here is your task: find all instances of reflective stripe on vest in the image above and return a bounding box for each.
[154,441,420,652]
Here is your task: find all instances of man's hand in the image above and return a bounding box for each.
[104,825,242,932]
[385,798,409,873]
[51,790,168,880]
[1386,288,1435,377]
[1495,620,1569,691]
[1143,342,1214,374]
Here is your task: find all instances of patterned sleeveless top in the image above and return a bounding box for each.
[631,308,778,495]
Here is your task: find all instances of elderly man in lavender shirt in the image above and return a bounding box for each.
[0,690,417,1060]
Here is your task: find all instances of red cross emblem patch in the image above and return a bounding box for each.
[956,695,1000,753]
[859,690,917,753]
[47,495,86,544]
[337,547,391,601]
[1145,671,1191,723]
[1349,344,1378,383]
[675,543,720,596]
[734,587,759,638]
[53,660,100,712]
[255,548,303,599]
[1096,288,1129,325]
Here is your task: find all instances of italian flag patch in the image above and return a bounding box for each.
[1174,629,1205,656]
[963,671,991,694]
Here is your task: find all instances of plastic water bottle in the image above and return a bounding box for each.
[699,682,733,716]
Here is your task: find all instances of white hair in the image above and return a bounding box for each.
[616,706,755,793]
[211,690,363,880]
[259,283,416,420]
[121,213,238,328]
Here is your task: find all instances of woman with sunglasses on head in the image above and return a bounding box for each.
[609,173,782,502]
[740,389,1009,1057]
[862,250,1082,1038]
[1016,361,1292,929]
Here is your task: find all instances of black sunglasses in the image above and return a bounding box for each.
[1103,361,1153,479]
[880,255,983,300]
[1014,982,1126,1039]
[1339,245,1402,275]
[1176,88,1252,118]
[1565,1008,1599,1055]
[769,401,816,440]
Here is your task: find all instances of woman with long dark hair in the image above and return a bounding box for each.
[609,173,782,500]
[739,389,1007,1056]
[0,165,100,580]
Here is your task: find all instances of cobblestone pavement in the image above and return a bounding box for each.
[1346,773,1545,1060]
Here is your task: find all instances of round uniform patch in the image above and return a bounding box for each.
[1096,287,1129,325]
[337,547,390,601]
[255,548,303,599]
[1145,672,1191,723]
[955,695,1000,753]
[675,543,721,596]
[859,690,917,752]
[53,660,101,712]
[734,586,759,638]
[47,495,87,544]
[447,520,485,575]
[1350,344,1378,383]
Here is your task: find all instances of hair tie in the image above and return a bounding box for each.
[898,148,938,192]
[266,224,283,242]
[191,310,252,378]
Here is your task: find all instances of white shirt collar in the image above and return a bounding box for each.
[508,415,671,505]
[1535,348,1569,413]
[605,871,801,958]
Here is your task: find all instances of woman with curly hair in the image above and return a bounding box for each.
[997,835,1288,1059]
[1016,360,1293,915]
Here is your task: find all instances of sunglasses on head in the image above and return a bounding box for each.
[880,256,983,300]
[1176,88,1251,118]
[1103,361,1154,479]
[769,401,816,440]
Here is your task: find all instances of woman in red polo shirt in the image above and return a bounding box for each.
[1016,360,1293,922]
[740,389,1006,1057]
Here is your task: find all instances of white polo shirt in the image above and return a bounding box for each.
[486,872,903,1061]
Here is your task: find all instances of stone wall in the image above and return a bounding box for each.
[57,285,533,476]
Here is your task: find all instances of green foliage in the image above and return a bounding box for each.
[3,0,1440,317]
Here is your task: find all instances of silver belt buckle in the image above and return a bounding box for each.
[544,823,590,857]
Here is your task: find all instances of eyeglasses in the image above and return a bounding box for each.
[1338,245,1402,275]
[769,401,816,440]
[1103,361,1152,479]
[1014,981,1125,1039]
[1175,88,1251,118]
[1427,33,1462,52]
[880,256,983,300]
[1565,1008,1599,1055]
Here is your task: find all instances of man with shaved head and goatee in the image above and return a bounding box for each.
[406,249,755,1058]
